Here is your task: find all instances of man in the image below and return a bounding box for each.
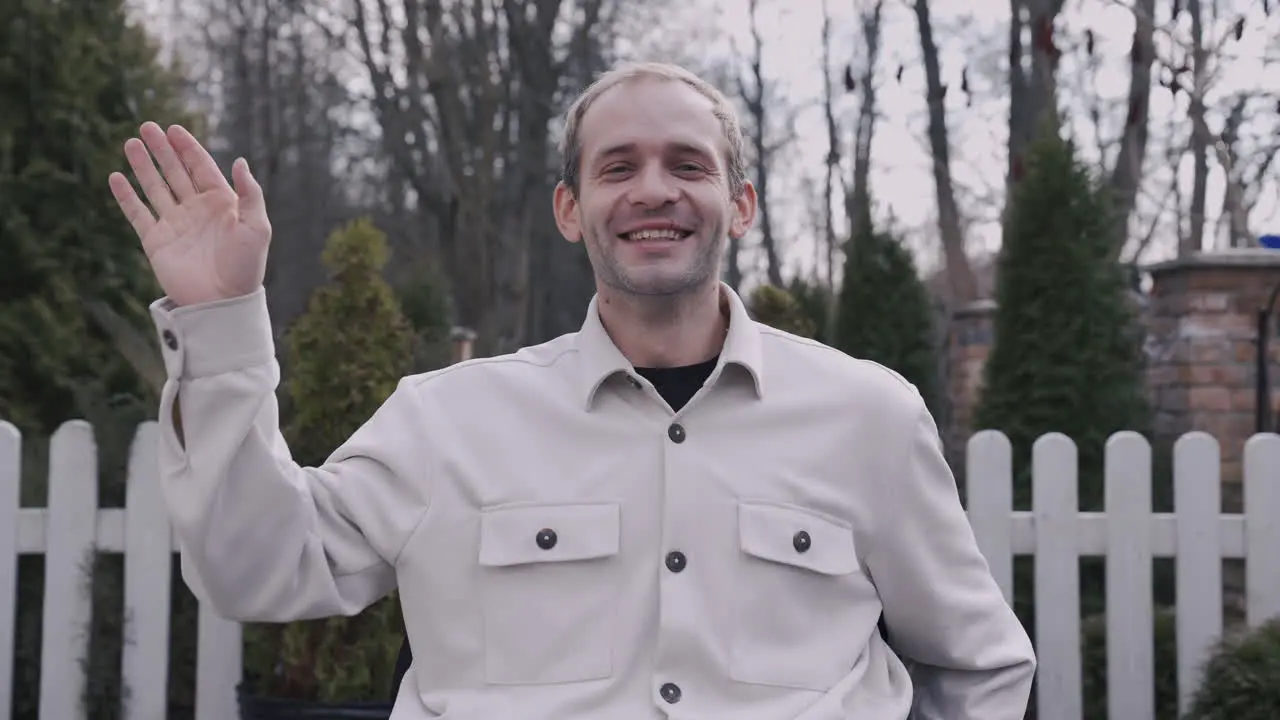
[109,61,1035,719]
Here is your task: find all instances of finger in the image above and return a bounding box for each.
[166,124,230,193]
[123,137,177,217]
[108,171,158,241]
[140,121,197,201]
[232,158,270,229]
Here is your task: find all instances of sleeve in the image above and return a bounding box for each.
[148,287,430,623]
[863,393,1036,720]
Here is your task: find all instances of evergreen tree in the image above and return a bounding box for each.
[0,0,192,434]
[784,278,832,345]
[284,217,414,466]
[973,129,1149,513]
[396,269,454,373]
[747,284,817,338]
[832,210,939,413]
[243,218,413,703]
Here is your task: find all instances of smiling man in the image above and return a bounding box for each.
[114,61,1034,720]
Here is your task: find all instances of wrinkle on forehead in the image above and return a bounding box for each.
[578,78,727,167]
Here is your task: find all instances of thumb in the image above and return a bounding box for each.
[231,158,267,224]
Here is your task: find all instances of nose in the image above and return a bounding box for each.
[627,162,679,208]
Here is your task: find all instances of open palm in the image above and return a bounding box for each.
[108,122,271,307]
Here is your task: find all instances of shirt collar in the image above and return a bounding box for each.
[575,282,765,410]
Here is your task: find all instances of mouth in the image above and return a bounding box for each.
[618,228,694,242]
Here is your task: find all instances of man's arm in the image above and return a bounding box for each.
[150,288,430,623]
[863,391,1036,720]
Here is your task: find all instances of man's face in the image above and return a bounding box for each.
[554,78,756,298]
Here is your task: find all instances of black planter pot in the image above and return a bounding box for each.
[237,684,394,720]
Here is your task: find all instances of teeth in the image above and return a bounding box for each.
[627,229,683,241]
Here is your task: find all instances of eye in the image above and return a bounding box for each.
[674,162,706,174]
[602,163,632,175]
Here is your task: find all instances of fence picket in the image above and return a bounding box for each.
[1031,433,1082,720]
[123,422,172,720]
[0,422,20,718]
[1243,433,1280,626]
[1173,432,1222,715]
[196,600,242,720]
[1105,432,1154,719]
[38,422,99,720]
[966,430,1014,602]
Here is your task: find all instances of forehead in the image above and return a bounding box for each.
[578,77,726,162]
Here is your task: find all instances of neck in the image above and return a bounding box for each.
[596,282,727,368]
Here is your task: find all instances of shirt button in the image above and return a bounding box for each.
[161,329,179,351]
[665,551,686,573]
[793,530,812,553]
[536,528,558,550]
[659,682,682,704]
[667,423,686,443]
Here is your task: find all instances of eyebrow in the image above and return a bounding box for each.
[593,141,718,163]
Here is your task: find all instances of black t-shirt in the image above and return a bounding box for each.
[388,358,719,700]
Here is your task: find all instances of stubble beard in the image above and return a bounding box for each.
[590,225,725,299]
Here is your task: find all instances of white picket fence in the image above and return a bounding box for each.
[2,422,1280,720]
[0,421,242,720]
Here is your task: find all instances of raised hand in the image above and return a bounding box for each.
[109,122,271,307]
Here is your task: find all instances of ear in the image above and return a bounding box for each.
[729,180,758,239]
[553,181,583,243]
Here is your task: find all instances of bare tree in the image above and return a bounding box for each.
[912,0,979,305]
[346,0,610,355]
[1005,0,1066,210]
[734,0,785,289]
[186,0,364,333]
[845,0,884,240]
[1114,0,1279,253]
[1185,0,1211,255]
[1102,0,1157,258]
[819,0,840,296]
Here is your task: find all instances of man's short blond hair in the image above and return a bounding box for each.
[558,61,749,199]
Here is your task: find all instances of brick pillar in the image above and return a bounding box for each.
[946,299,997,473]
[1145,249,1280,502]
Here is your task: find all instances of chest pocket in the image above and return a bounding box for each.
[477,502,622,685]
[729,500,877,692]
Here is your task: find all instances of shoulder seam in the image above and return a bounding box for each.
[755,325,917,393]
[401,341,580,391]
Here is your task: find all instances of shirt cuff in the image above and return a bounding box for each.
[149,287,276,379]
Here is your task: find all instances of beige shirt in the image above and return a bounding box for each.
[149,283,1034,720]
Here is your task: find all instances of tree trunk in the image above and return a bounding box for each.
[1104,0,1156,260]
[913,0,978,305]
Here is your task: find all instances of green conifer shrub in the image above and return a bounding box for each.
[832,218,939,413]
[747,284,818,338]
[1185,617,1280,720]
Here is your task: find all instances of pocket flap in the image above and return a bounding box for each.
[479,502,620,567]
[737,501,859,576]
